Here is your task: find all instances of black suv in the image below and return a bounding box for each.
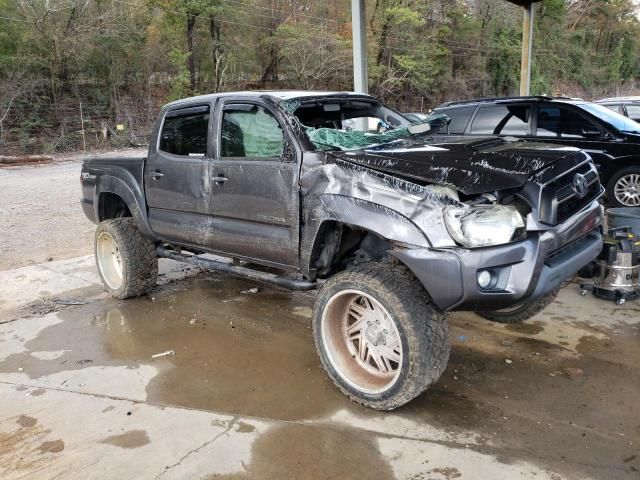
[433,96,640,207]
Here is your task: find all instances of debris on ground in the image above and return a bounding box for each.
[241,287,260,294]
[505,359,513,364]
[564,367,584,379]
[151,350,175,359]
[55,298,89,306]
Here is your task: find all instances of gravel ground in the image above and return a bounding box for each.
[0,151,144,271]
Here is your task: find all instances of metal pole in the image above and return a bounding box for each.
[519,3,534,96]
[351,0,368,94]
[79,101,87,151]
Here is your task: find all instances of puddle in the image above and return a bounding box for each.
[0,273,638,479]
[207,424,396,480]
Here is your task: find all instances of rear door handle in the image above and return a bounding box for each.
[213,175,228,185]
[151,171,164,180]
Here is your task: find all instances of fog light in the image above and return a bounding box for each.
[477,270,493,289]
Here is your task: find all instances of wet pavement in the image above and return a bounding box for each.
[0,256,639,479]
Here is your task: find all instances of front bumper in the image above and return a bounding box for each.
[391,199,603,311]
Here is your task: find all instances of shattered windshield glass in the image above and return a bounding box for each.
[304,113,450,151]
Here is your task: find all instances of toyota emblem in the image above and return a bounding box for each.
[571,173,588,198]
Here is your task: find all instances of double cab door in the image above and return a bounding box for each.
[144,97,300,268]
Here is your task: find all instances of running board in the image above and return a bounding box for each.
[156,246,317,291]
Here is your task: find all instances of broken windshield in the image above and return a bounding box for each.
[303,113,450,151]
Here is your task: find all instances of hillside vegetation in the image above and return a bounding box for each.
[1,0,639,154]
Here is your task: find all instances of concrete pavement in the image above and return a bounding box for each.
[0,255,638,479]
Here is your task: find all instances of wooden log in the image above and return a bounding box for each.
[0,155,53,165]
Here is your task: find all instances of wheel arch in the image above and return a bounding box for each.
[95,175,157,240]
[303,195,429,279]
[600,156,640,183]
[604,160,640,207]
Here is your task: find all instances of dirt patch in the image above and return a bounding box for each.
[16,415,37,428]
[38,439,65,453]
[99,430,150,449]
[505,321,545,335]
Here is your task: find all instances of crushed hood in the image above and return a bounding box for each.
[331,136,587,195]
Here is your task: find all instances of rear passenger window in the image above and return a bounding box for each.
[470,105,529,135]
[221,105,284,158]
[442,106,475,134]
[159,106,210,156]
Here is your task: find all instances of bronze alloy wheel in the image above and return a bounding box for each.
[321,289,403,394]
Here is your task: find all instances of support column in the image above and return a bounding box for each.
[519,3,535,96]
[351,0,368,94]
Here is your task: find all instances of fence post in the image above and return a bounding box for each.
[79,101,87,151]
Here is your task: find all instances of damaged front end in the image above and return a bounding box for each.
[300,135,604,312]
[386,148,604,312]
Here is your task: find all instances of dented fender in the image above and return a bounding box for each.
[317,194,429,247]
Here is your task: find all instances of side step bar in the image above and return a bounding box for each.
[156,246,317,291]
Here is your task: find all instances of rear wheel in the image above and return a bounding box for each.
[312,263,449,410]
[476,288,558,324]
[607,166,640,207]
[95,218,158,299]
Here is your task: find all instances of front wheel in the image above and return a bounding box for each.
[475,288,558,324]
[606,166,640,207]
[312,263,450,410]
[95,218,158,299]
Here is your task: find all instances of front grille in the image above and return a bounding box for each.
[538,161,602,225]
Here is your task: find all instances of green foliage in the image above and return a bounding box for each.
[1,0,640,154]
[168,48,192,100]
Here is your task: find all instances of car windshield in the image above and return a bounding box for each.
[282,97,416,150]
[579,102,640,133]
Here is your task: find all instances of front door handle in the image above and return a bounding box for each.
[213,174,228,185]
[151,171,164,180]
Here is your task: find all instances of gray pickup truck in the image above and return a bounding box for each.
[81,91,604,409]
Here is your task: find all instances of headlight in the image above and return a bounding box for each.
[443,205,525,248]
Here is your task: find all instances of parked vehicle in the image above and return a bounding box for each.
[433,96,640,207]
[595,96,640,123]
[80,91,603,409]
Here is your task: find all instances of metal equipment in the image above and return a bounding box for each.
[581,226,640,304]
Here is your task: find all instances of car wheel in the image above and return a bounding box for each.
[607,166,640,207]
[475,288,559,324]
[95,218,158,299]
[312,262,450,410]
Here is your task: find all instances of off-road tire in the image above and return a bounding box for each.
[95,218,158,299]
[312,262,450,410]
[606,166,640,207]
[475,288,559,324]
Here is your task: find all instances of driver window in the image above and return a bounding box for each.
[221,105,284,158]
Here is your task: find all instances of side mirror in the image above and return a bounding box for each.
[428,118,449,133]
